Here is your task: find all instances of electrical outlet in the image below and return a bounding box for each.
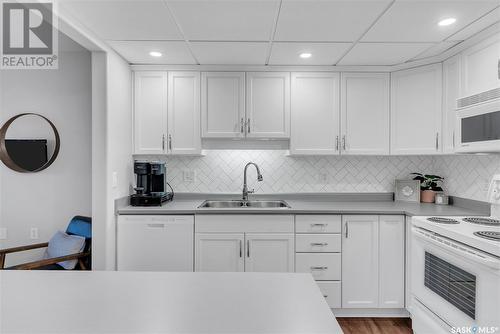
[112,171,118,189]
[183,170,196,183]
[318,172,328,183]
[30,228,39,240]
[0,228,7,240]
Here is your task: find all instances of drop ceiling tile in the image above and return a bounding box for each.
[107,41,196,64]
[269,42,352,65]
[190,42,269,65]
[362,1,498,42]
[411,41,460,60]
[167,0,279,41]
[447,7,500,41]
[59,0,183,40]
[338,43,433,66]
[275,0,391,42]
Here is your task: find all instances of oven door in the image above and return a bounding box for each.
[456,100,500,153]
[411,227,500,328]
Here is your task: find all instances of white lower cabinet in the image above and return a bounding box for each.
[341,215,405,309]
[295,215,342,309]
[195,233,244,272]
[117,215,194,271]
[317,282,342,309]
[195,215,294,273]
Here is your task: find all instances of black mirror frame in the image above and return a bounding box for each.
[0,113,60,173]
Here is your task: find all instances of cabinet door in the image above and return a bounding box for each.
[391,64,442,154]
[379,215,405,308]
[461,34,500,97]
[442,56,460,154]
[195,233,244,272]
[342,215,379,308]
[117,215,194,272]
[245,234,294,273]
[201,72,245,138]
[341,73,390,155]
[134,71,167,154]
[246,72,290,138]
[167,72,201,155]
[291,72,340,155]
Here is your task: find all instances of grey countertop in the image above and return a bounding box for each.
[117,193,489,217]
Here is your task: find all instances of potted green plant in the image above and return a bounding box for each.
[411,173,444,203]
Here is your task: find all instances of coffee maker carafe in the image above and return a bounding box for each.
[130,161,173,206]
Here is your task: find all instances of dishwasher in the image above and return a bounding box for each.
[117,215,194,271]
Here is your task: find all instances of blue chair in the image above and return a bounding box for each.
[0,216,92,270]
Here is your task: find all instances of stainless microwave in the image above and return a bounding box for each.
[456,99,500,153]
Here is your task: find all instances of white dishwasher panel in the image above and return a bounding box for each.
[117,215,194,272]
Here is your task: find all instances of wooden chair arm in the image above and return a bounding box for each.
[0,242,49,255]
[6,252,90,270]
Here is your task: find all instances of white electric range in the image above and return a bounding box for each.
[410,175,500,334]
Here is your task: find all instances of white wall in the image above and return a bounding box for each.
[0,34,92,266]
[103,52,133,270]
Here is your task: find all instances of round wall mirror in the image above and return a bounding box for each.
[0,113,60,172]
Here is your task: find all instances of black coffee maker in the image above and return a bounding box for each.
[130,161,173,206]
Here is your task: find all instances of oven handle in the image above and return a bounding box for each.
[412,227,500,270]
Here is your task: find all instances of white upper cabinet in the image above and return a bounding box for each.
[291,72,340,155]
[391,64,443,155]
[134,71,201,155]
[245,234,295,273]
[246,72,290,138]
[201,72,245,138]
[134,71,167,154]
[460,34,500,97]
[341,73,390,155]
[442,55,461,154]
[168,72,201,155]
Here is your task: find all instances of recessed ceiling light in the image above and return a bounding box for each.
[149,51,162,57]
[299,52,312,59]
[438,17,456,26]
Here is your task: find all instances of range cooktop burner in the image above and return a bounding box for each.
[473,231,500,241]
[463,217,500,226]
[426,217,460,224]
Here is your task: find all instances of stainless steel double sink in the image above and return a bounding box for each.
[198,200,291,209]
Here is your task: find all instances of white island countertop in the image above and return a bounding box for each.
[0,271,342,334]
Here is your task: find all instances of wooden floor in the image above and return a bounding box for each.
[337,318,413,334]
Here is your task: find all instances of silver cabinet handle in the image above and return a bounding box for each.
[247,240,250,258]
[310,243,328,246]
[239,240,242,258]
[323,295,329,298]
[342,135,346,151]
[168,134,172,150]
[240,118,244,133]
[335,136,339,151]
[147,223,165,228]
[435,132,439,150]
[247,118,251,133]
[310,266,328,270]
[310,223,328,227]
[345,223,349,238]
[162,134,165,151]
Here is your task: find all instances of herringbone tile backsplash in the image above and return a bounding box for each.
[153,150,500,202]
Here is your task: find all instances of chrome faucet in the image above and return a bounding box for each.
[242,162,263,201]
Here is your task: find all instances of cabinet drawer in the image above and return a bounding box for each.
[296,234,341,252]
[317,281,341,309]
[296,215,341,233]
[296,253,341,281]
